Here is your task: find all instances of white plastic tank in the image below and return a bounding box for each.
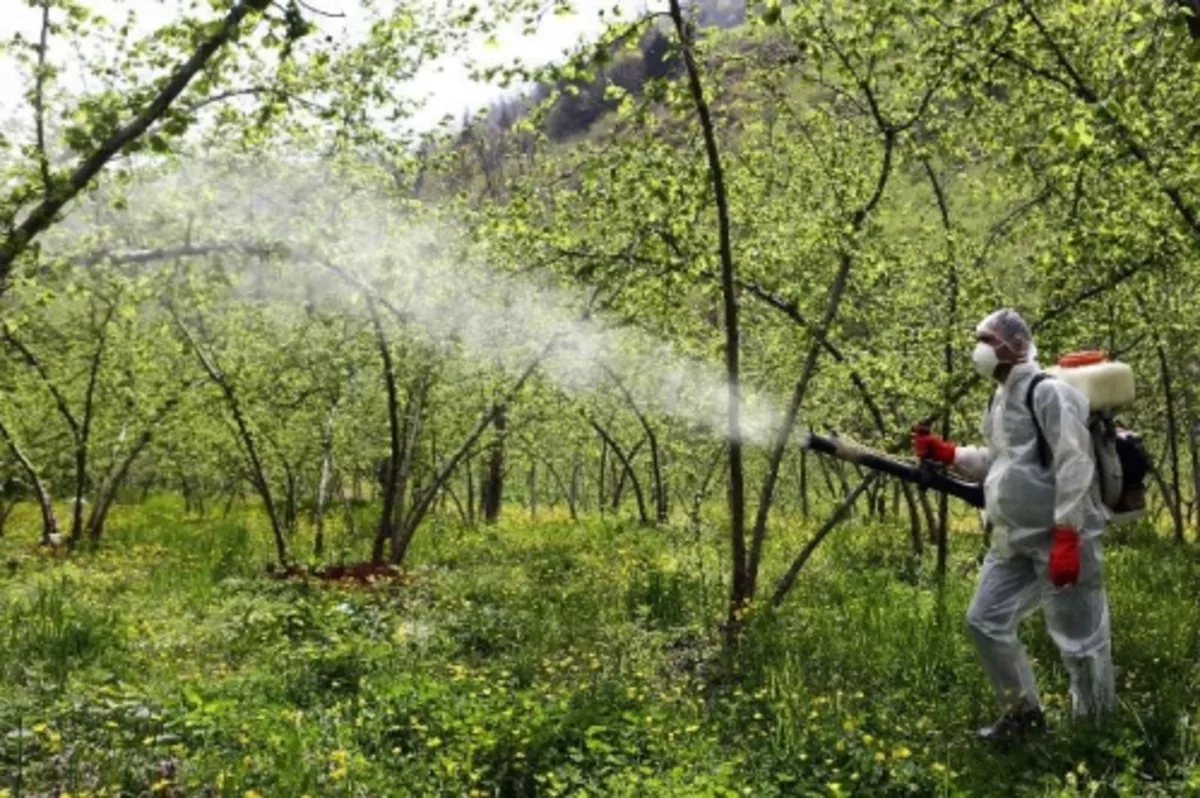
[1045,352,1135,411]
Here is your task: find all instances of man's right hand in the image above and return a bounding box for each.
[912,425,956,465]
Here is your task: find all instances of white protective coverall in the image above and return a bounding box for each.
[953,357,1117,720]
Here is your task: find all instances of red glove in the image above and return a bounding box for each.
[911,426,956,465]
[1048,526,1081,587]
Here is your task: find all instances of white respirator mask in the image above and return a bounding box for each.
[972,342,1000,378]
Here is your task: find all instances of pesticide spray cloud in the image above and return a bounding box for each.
[53,157,786,446]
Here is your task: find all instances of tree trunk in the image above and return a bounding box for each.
[465,451,476,525]
[389,370,431,564]
[535,452,576,521]
[590,420,649,524]
[282,461,297,534]
[86,391,185,544]
[1156,342,1186,542]
[0,418,58,544]
[395,354,546,565]
[600,364,667,523]
[370,298,402,565]
[905,485,924,557]
[918,490,938,544]
[1189,416,1200,538]
[181,472,194,515]
[72,309,113,546]
[597,437,607,517]
[528,463,537,521]
[668,0,746,630]
[483,403,506,524]
[925,159,956,581]
[314,406,336,558]
[611,436,647,512]
[799,449,810,517]
[570,452,581,521]
[340,473,359,539]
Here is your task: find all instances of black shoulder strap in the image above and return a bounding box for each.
[1025,373,1052,468]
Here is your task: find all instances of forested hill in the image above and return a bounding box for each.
[522,0,748,141]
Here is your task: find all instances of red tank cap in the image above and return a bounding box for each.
[1057,350,1108,368]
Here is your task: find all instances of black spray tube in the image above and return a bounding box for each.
[800,430,986,510]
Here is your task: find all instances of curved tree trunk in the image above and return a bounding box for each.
[172,307,288,566]
[0,418,58,544]
[86,384,189,543]
[588,418,649,524]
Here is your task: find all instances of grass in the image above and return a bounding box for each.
[2,495,1200,796]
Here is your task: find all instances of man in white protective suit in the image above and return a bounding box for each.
[911,308,1116,742]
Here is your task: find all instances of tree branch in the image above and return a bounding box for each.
[990,187,1057,254]
[1009,0,1200,240]
[86,379,200,541]
[584,412,650,524]
[77,241,279,268]
[0,0,271,285]
[770,472,880,608]
[0,412,60,543]
[1,322,81,439]
[169,301,289,564]
[400,340,555,538]
[598,362,666,522]
[33,0,53,197]
[71,299,118,543]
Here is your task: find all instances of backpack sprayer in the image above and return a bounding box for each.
[799,352,1151,521]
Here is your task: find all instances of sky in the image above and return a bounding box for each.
[0,0,656,136]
